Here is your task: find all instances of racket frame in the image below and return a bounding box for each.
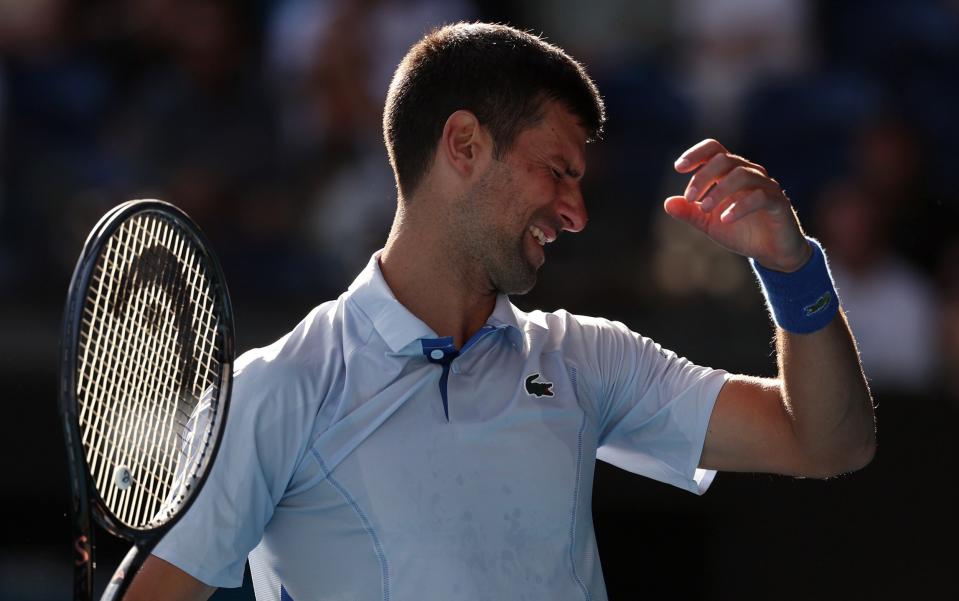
[59,199,235,600]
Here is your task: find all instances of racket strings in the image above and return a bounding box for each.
[118,217,216,525]
[113,220,199,523]
[85,218,184,523]
[83,216,182,526]
[76,212,223,529]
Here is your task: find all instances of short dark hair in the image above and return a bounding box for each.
[383,22,606,199]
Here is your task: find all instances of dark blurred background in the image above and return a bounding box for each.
[2,0,957,599]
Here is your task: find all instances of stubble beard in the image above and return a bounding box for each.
[456,163,538,296]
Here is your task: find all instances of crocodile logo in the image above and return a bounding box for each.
[803,291,832,316]
[524,373,554,397]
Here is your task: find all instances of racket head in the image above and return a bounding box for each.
[59,199,235,543]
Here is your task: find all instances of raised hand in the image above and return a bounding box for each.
[663,139,812,273]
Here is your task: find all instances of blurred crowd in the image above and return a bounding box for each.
[2,1,958,598]
[1,0,957,401]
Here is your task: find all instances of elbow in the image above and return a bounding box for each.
[839,436,877,475]
[806,392,878,479]
[805,433,877,479]
[835,396,879,475]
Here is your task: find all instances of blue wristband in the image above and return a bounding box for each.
[750,238,839,334]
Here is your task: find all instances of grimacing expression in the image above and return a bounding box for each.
[458,161,539,295]
[459,101,589,295]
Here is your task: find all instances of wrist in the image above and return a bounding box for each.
[756,238,814,273]
[750,237,839,334]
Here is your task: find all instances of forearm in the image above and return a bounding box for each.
[671,140,877,477]
[777,310,876,474]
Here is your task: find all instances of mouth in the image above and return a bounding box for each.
[527,224,555,247]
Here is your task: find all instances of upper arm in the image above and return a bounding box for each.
[565,312,727,494]
[124,555,216,601]
[151,352,323,583]
[699,375,820,477]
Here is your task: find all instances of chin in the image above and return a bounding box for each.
[505,279,536,296]
[493,263,538,296]
[486,236,541,295]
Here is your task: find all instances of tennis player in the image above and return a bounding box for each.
[125,22,875,601]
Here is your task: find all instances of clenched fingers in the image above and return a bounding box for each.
[700,165,781,214]
[718,188,774,224]
[683,153,769,203]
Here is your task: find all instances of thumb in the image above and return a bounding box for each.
[663,196,706,231]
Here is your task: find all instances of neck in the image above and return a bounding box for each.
[380,201,497,349]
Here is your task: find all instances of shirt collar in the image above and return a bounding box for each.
[347,251,435,353]
[347,251,543,354]
[488,293,548,351]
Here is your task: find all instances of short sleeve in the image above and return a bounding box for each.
[153,344,319,587]
[566,315,727,495]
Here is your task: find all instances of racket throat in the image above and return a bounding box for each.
[100,544,148,601]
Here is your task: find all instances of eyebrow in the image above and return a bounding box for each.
[552,154,583,179]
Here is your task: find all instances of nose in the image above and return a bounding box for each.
[557,182,587,233]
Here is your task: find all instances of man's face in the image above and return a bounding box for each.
[457,101,588,295]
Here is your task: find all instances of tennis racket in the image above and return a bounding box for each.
[59,199,235,600]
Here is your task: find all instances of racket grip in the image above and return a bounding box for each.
[100,545,146,601]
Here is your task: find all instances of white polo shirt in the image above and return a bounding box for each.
[154,252,727,601]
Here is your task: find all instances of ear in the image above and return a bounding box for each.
[438,110,491,181]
